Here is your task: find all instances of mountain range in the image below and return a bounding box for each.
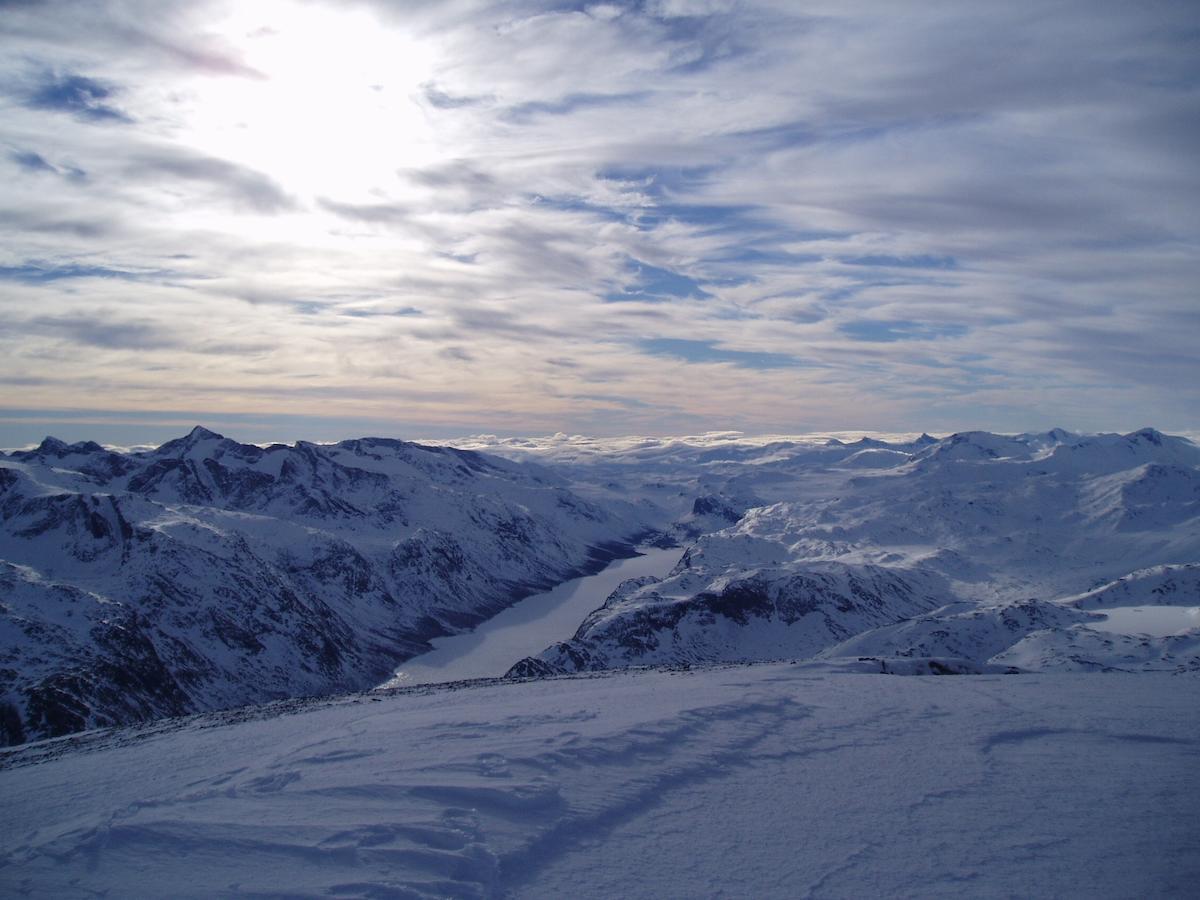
[0,428,649,745]
[3,425,1198,748]
[509,428,1200,677]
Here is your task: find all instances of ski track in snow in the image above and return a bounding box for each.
[2,666,1198,899]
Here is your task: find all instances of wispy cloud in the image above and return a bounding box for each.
[23,313,182,350]
[0,0,1197,442]
[129,149,295,213]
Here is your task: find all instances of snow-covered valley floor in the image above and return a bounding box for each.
[3,666,1197,899]
[381,547,681,688]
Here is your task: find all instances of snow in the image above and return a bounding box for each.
[509,428,1200,676]
[380,547,681,687]
[1,666,1196,898]
[5,425,1199,745]
[1083,606,1200,637]
[3,425,1200,895]
[0,429,652,744]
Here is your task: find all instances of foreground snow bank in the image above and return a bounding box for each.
[3,667,1197,898]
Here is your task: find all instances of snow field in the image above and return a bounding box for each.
[2,666,1197,898]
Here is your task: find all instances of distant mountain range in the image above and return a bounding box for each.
[3,426,1197,748]
[510,428,1200,677]
[0,428,650,745]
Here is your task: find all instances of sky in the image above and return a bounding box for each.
[1,0,1198,447]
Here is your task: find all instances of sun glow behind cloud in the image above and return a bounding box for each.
[181,2,440,201]
[0,0,1197,446]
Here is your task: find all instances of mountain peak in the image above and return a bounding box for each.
[35,436,70,454]
[187,426,225,442]
[1126,427,1164,446]
[9,436,106,461]
[151,426,231,457]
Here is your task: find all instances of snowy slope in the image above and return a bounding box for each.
[463,430,941,541]
[1060,563,1200,610]
[0,429,651,746]
[512,429,1200,676]
[822,565,1200,674]
[1,666,1196,899]
[5,425,1197,745]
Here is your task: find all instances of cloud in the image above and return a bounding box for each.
[23,313,182,350]
[129,150,295,213]
[0,208,116,239]
[0,1,261,77]
[319,198,409,225]
[0,0,1196,440]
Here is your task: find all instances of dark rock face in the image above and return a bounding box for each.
[505,657,563,679]
[0,429,644,746]
[0,701,24,746]
[691,495,743,523]
[22,613,193,740]
[522,562,944,676]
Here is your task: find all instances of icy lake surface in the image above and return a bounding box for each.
[1086,605,1200,637]
[382,546,681,686]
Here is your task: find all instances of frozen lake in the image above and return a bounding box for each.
[1086,605,1200,638]
[381,546,681,687]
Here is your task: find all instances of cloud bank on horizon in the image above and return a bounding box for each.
[1,0,1197,443]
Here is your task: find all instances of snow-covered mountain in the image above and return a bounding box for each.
[5,425,1197,746]
[511,428,1200,677]
[4,426,1199,897]
[0,428,650,746]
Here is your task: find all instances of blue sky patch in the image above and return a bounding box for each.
[503,91,651,123]
[0,263,140,283]
[841,255,958,270]
[25,72,131,122]
[605,258,711,302]
[840,320,968,342]
[639,338,797,369]
[9,150,56,173]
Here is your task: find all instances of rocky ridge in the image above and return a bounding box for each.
[0,428,648,745]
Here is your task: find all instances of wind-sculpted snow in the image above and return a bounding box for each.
[511,428,1200,676]
[1,667,1196,898]
[0,428,649,746]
